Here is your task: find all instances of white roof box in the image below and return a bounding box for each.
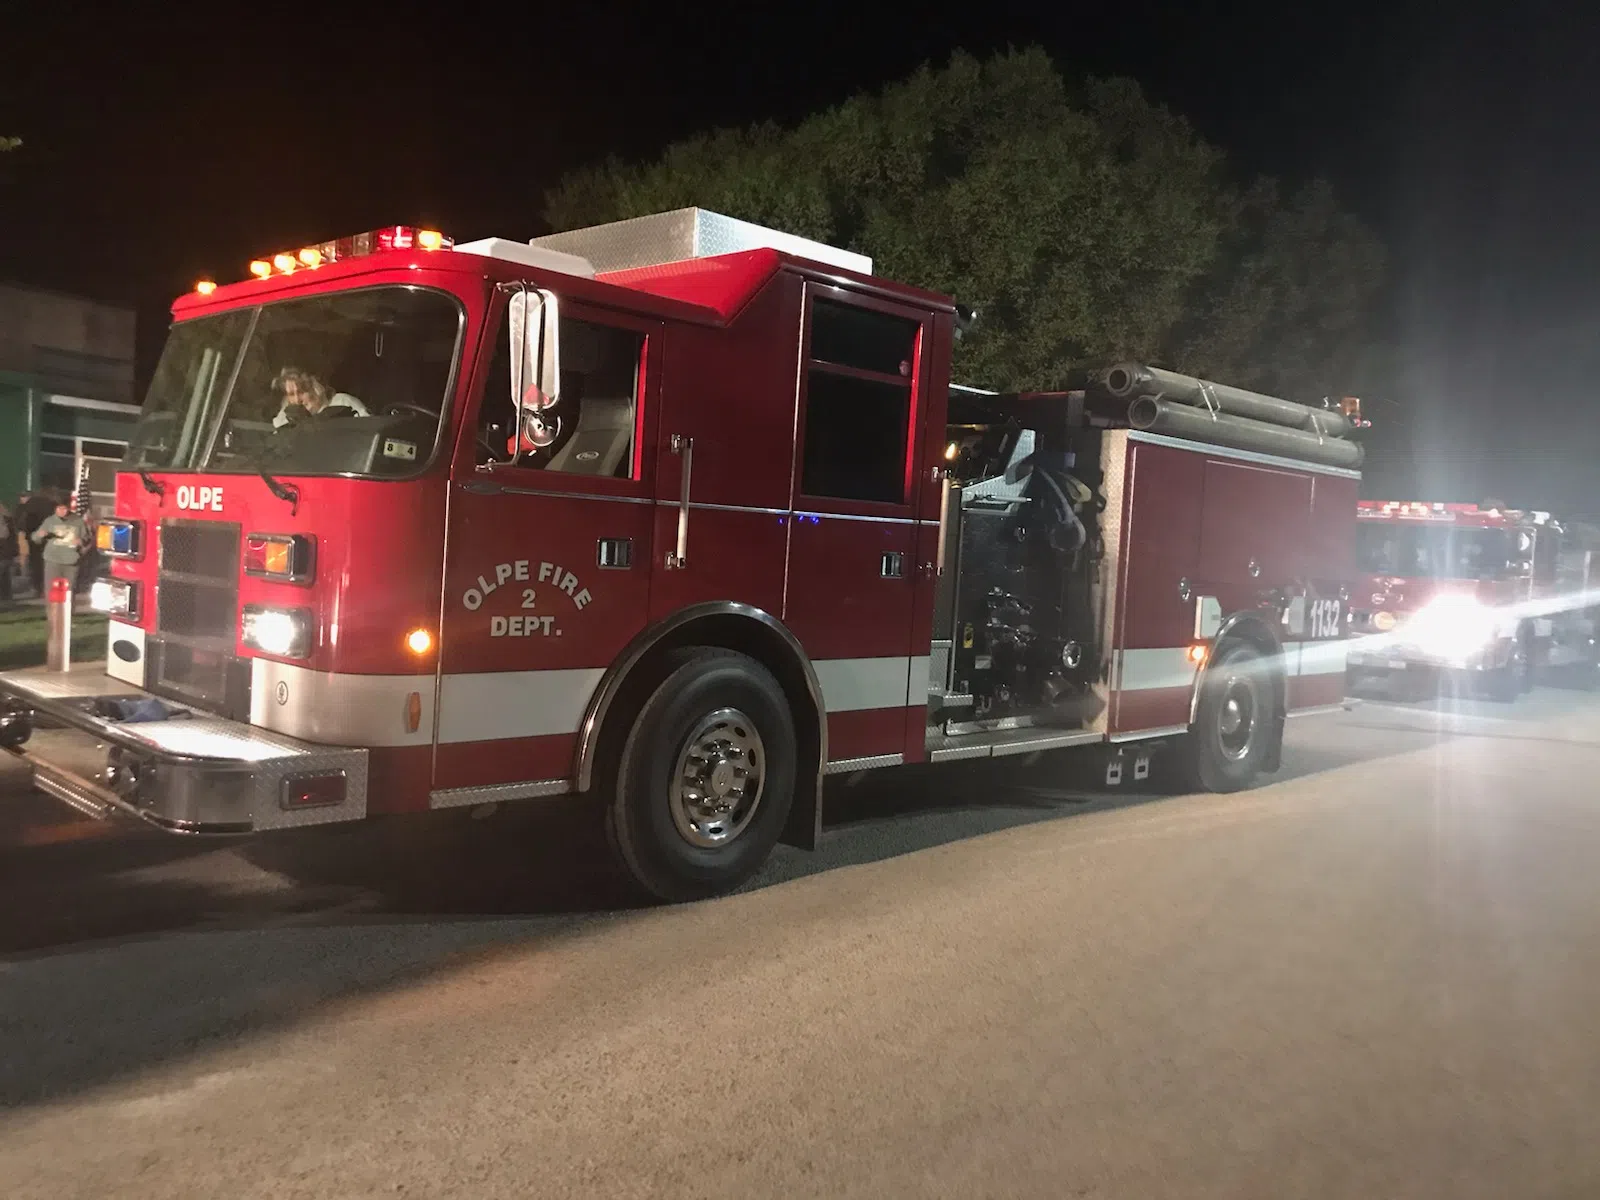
[528,207,872,277]
[452,237,596,278]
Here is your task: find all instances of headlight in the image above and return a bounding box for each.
[1401,596,1502,659]
[241,605,314,659]
[89,578,139,619]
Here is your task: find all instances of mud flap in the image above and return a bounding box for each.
[780,775,822,851]
[1262,710,1286,773]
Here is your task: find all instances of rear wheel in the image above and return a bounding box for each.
[605,648,796,902]
[1184,640,1277,793]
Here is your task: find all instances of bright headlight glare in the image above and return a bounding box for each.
[241,605,313,659]
[1402,596,1501,657]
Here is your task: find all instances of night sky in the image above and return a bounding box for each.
[5,1,1597,512]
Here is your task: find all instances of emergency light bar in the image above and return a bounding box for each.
[1358,501,1454,520]
[220,226,452,292]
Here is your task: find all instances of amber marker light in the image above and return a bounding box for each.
[405,628,434,655]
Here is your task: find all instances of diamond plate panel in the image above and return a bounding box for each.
[1091,431,1131,734]
[529,208,872,276]
[0,667,144,701]
[112,714,332,760]
[247,749,369,831]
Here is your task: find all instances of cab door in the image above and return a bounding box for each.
[780,286,932,766]
[435,292,661,796]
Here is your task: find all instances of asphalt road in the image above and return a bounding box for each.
[4,681,1600,1198]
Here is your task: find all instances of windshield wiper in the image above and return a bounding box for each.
[261,469,300,517]
[247,435,301,517]
[137,469,165,499]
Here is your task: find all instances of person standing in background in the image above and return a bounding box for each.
[30,496,87,594]
[0,502,17,606]
[18,490,56,597]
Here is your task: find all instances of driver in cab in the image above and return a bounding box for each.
[271,366,370,429]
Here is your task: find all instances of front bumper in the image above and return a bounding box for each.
[0,665,368,835]
[1347,636,1515,675]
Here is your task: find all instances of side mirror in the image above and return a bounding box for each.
[507,287,561,463]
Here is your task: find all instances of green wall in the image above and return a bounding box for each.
[0,373,139,506]
[0,379,41,504]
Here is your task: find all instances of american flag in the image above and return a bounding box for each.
[74,459,91,517]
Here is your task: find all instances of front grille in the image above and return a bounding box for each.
[157,578,239,641]
[151,519,248,716]
[161,521,240,581]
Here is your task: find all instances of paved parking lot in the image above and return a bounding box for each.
[4,683,1600,1197]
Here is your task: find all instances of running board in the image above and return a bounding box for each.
[27,756,117,821]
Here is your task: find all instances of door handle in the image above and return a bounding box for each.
[666,434,693,569]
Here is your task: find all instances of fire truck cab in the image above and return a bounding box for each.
[0,209,1362,901]
[1347,500,1599,699]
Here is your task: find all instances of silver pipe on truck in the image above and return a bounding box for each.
[1127,395,1365,470]
[1103,361,1355,440]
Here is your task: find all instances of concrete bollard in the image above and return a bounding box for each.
[46,576,72,673]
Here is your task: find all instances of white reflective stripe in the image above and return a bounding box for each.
[1118,643,1348,692]
[251,659,434,748]
[1286,640,1349,677]
[906,655,931,707]
[1117,647,1199,692]
[236,653,930,748]
[105,620,145,687]
[437,667,605,744]
[813,656,913,713]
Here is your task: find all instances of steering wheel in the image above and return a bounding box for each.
[383,403,439,419]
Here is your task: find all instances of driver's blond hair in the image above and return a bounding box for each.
[271,366,331,407]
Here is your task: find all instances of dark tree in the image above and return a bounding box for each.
[546,49,1384,400]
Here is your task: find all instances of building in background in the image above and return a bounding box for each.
[0,283,138,519]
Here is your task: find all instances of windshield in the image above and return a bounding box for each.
[125,285,463,478]
[1356,524,1514,580]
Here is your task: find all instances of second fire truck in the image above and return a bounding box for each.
[1347,500,1599,699]
[0,209,1363,900]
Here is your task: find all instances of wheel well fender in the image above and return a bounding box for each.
[574,602,826,850]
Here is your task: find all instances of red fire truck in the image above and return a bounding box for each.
[1347,500,1599,699]
[0,209,1362,900]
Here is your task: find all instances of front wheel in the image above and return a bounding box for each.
[1483,664,1523,703]
[1484,632,1532,703]
[605,648,797,903]
[1183,640,1278,793]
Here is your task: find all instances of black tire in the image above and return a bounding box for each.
[1484,664,1522,703]
[605,647,796,903]
[1484,630,1532,703]
[1184,640,1278,793]
[1570,650,1600,691]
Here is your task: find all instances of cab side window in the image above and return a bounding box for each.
[477,310,644,479]
[798,299,921,505]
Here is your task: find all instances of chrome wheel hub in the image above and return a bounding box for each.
[669,708,765,848]
[1218,675,1259,762]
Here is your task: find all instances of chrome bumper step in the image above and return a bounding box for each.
[0,665,369,835]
